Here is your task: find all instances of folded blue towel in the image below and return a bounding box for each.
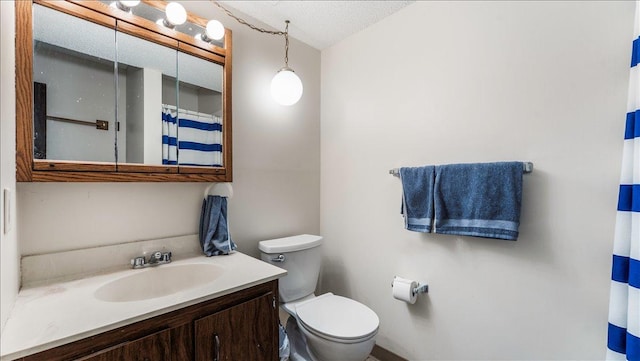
[400,166,436,232]
[433,162,523,240]
[199,195,237,256]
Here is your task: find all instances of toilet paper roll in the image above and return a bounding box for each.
[392,277,418,304]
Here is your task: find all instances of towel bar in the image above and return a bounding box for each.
[389,162,534,177]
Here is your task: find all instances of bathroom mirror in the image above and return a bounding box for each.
[32,4,119,163]
[116,28,179,166]
[16,0,232,181]
[175,51,224,169]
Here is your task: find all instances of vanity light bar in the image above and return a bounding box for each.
[113,1,225,42]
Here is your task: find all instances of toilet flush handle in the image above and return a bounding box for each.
[271,254,285,263]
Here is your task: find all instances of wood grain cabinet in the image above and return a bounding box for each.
[20,281,278,361]
[194,293,275,361]
[76,329,172,361]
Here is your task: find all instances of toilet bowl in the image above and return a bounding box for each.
[259,235,379,361]
[292,293,378,361]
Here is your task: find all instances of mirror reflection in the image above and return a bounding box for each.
[175,52,223,167]
[32,2,225,167]
[116,31,177,165]
[33,4,118,162]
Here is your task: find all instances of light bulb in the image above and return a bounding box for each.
[271,68,303,106]
[119,0,140,7]
[165,2,187,26]
[205,20,225,41]
[112,0,139,12]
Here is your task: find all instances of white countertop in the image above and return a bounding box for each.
[0,252,287,360]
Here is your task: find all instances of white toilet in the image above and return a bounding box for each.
[259,234,379,361]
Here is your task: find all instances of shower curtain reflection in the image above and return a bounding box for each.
[162,104,222,167]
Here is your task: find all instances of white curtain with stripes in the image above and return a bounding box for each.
[607,2,640,360]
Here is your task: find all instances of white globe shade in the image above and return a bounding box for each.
[165,2,187,26]
[271,69,303,106]
[205,20,225,41]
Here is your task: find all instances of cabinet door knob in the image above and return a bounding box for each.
[213,333,220,361]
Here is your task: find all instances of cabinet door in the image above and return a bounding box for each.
[194,293,276,361]
[77,329,171,361]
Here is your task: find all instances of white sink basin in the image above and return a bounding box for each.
[94,263,224,302]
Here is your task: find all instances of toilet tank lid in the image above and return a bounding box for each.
[259,234,323,253]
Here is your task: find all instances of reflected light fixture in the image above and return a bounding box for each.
[111,0,140,13]
[212,1,304,106]
[157,2,187,29]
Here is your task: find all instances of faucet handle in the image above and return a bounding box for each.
[131,256,145,268]
[161,252,172,263]
[130,251,171,269]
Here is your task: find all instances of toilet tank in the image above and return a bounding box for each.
[259,235,323,303]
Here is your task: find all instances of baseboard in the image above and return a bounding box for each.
[371,344,407,361]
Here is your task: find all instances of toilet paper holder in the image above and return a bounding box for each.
[413,283,429,295]
[391,276,429,296]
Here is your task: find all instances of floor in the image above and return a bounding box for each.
[366,357,381,361]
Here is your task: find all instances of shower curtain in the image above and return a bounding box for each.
[177,109,223,167]
[162,104,178,165]
[161,104,223,167]
[607,3,640,360]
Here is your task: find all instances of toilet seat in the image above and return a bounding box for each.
[295,293,379,343]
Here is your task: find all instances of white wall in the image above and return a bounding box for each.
[0,0,19,334]
[180,1,322,250]
[320,1,633,360]
[8,1,630,358]
[16,1,321,259]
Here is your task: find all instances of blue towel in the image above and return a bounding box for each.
[400,166,436,232]
[433,162,523,240]
[199,195,237,256]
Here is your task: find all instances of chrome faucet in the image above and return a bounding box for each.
[130,250,172,269]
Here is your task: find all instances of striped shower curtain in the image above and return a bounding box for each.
[162,104,178,165]
[607,3,640,360]
[161,104,223,167]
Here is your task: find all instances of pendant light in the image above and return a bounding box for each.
[212,1,304,106]
[270,21,303,106]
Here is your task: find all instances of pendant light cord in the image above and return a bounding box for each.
[284,20,289,68]
[210,1,291,68]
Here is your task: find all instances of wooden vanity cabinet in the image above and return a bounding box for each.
[19,281,278,361]
[194,293,275,361]
[76,329,172,361]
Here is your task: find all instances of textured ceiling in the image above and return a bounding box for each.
[218,1,415,50]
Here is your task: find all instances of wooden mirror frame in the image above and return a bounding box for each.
[16,0,233,182]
